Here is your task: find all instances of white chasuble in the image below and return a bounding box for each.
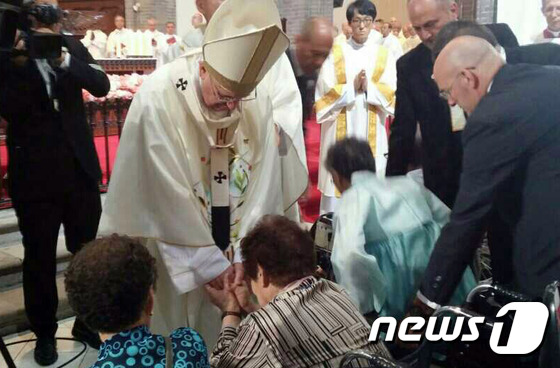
[315,36,397,212]
[106,29,133,58]
[99,51,305,346]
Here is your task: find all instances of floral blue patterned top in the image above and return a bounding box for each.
[90,325,209,368]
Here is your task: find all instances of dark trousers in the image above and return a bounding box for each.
[13,179,101,339]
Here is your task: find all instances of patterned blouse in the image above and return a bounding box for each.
[91,325,209,368]
[210,277,391,367]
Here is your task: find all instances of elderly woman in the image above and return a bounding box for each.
[65,235,209,368]
[205,215,391,367]
[326,138,476,320]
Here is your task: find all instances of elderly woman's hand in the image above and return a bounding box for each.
[205,277,241,313]
[232,280,259,314]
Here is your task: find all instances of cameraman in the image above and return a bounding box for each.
[0,0,109,365]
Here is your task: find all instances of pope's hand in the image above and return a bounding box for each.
[208,265,232,290]
[233,262,244,286]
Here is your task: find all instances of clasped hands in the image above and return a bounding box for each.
[354,69,368,94]
[205,263,258,315]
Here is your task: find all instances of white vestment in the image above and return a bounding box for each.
[315,36,396,214]
[99,50,306,347]
[155,34,183,67]
[533,29,560,45]
[81,30,107,59]
[382,33,404,60]
[106,28,133,58]
[143,29,165,57]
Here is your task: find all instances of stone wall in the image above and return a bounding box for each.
[124,0,176,32]
[277,0,333,42]
[458,0,497,23]
[476,0,497,24]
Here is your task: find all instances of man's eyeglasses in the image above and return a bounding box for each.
[351,17,373,26]
[210,78,256,104]
[437,67,475,100]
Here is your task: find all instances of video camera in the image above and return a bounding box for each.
[0,0,63,59]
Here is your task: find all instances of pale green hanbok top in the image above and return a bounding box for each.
[332,171,476,320]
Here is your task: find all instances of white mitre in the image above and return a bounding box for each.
[202,0,289,97]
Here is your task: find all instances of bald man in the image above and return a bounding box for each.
[290,17,334,121]
[414,36,560,313]
[0,0,110,363]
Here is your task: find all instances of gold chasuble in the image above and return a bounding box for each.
[315,36,397,212]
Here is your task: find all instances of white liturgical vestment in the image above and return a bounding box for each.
[81,30,107,59]
[99,49,307,347]
[315,35,396,213]
[106,28,133,58]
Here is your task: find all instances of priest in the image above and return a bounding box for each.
[106,15,133,58]
[155,22,182,68]
[315,0,396,214]
[143,17,165,57]
[99,0,306,347]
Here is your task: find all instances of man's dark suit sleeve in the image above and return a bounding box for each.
[420,113,521,304]
[64,38,110,97]
[386,59,417,176]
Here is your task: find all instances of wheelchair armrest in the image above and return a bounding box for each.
[466,283,532,304]
[340,350,409,368]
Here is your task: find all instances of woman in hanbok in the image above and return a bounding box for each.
[327,138,476,320]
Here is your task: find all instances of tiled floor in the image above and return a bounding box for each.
[0,318,98,368]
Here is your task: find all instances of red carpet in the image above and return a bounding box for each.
[0,125,321,220]
[299,118,321,223]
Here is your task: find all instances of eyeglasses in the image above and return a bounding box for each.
[351,17,373,26]
[210,78,256,104]
[438,67,475,100]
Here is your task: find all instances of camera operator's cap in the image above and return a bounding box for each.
[202,0,289,97]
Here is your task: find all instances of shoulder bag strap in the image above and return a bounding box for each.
[164,336,173,368]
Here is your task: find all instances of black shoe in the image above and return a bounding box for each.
[34,337,58,366]
[72,319,102,350]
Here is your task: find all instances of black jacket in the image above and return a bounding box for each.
[0,36,110,201]
[286,49,317,122]
[387,27,560,208]
[421,64,560,303]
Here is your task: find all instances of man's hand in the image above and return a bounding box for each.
[167,37,176,45]
[354,70,367,94]
[208,265,233,290]
[151,38,157,47]
[232,263,244,286]
[12,36,28,67]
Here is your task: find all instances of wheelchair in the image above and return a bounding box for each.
[339,281,560,368]
[309,214,559,368]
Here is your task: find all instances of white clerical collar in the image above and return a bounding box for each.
[496,45,507,63]
[349,37,367,49]
[547,28,560,37]
[487,80,494,93]
[193,66,241,130]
